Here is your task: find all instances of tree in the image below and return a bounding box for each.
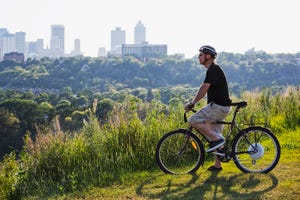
[36,102,55,125]
[72,96,88,109]
[0,99,40,141]
[96,98,114,121]
[0,108,22,158]
[0,108,20,135]
[55,99,72,117]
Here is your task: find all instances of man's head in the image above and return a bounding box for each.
[199,45,217,58]
[198,45,217,66]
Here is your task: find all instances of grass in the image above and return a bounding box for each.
[24,129,300,200]
[46,155,299,200]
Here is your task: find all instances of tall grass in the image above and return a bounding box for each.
[237,86,300,132]
[0,87,299,199]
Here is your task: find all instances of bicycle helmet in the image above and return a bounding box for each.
[199,45,217,58]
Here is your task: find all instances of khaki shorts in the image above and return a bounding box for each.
[188,102,230,134]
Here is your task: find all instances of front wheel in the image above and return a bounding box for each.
[155,129,205,174]
[232,126,280,173]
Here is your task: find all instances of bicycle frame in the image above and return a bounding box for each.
[184,102,249,157]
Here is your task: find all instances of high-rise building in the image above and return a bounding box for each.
[0,29,25,58]
[15,32,26,53]
[110,27,126,55]
[74,39,80,53]
[27,39,44,57]
[134,21,146,44]
[36,39,44,51]
[50,25,65,54]
[0,28,8,37]
[98,47,106,57]
[0,28,9,57]
[70,38,81,56]
[2,33,16,55]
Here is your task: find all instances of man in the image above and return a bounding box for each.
[184,45,231,171]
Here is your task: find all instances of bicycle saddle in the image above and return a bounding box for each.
[230,101,247,108]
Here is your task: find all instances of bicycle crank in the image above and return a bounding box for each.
[214,147,231,162]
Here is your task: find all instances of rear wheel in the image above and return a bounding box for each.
[232,126,280,173]
[155,129,205,174]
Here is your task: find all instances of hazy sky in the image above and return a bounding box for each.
[1,0,299,57]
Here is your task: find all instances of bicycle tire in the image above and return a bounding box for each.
[155,129,205,174]
[232,126,280,173]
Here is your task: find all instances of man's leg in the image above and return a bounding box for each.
[213,155,222,168]
[189,122,221,141]
[190,122,225,152]
[189,104,226,152]
[191,122,223,170]
[189,104,229,170]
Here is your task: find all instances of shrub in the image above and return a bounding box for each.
[0,152,20,200]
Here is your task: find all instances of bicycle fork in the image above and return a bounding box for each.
[177,127,194,155]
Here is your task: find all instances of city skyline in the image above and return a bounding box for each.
[0,22,168,59]
[1,0,300,58]
[1,21,166,59]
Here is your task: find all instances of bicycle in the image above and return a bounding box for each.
[155,101,281,174]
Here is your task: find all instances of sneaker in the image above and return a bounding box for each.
[207,165,223,171]
[206,139,225,153]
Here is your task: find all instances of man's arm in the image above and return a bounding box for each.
[191,83,210,105]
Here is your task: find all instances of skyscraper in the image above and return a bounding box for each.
[0,29,25,58]
[0,28,9,56]
[15,32,26,53]
[71,38,81,56]
[50,25,65,54]
[134,21,146,44]
[110,27,126,55]
[36,39,44,51]
[0,28,8,37]
[74,39,80,53]
[98,47,106,57]
[2,33,15,55]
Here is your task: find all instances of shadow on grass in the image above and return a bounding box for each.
[136,173,199,199]
[136,172,278,199]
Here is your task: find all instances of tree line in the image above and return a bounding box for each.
[1,50,299,94]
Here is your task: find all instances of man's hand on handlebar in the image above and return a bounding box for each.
[184,102,195,111]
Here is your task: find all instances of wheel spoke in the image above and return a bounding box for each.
[156,130,204,174]
[233,127,280,173]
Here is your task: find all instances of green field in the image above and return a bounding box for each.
[42,129,300,200]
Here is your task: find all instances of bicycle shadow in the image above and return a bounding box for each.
[136,171,278,199]
[182,172,278,199]
[135,173,199,199]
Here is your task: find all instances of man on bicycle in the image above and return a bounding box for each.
[184,45,231,171]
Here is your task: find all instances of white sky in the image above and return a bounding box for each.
[1,0,299,58]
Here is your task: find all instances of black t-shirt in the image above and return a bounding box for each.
[204,63,231,106]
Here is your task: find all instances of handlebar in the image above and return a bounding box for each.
[184,109,196,122]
